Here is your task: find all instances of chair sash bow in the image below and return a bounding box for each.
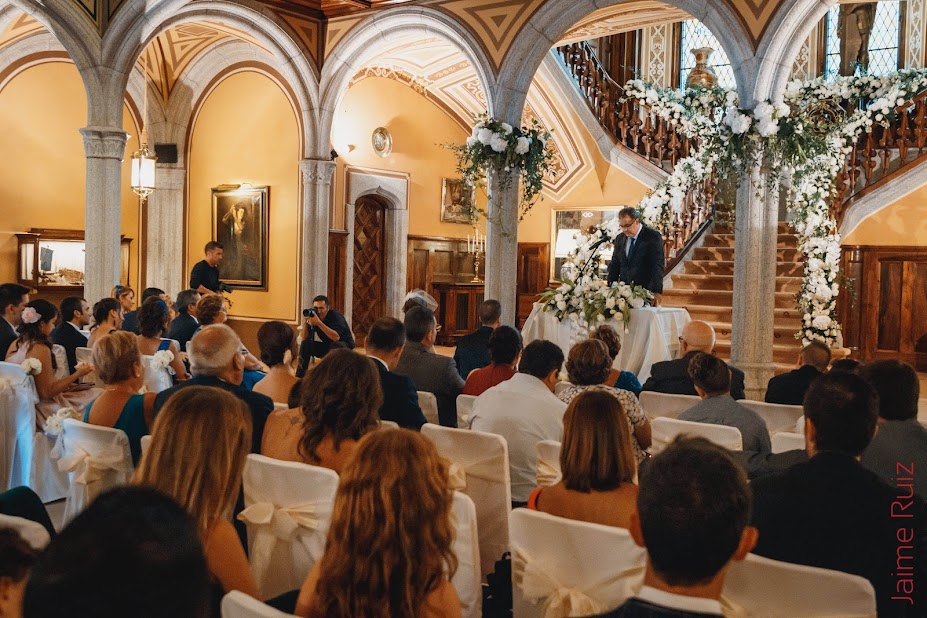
[57,445,128,485]
[535,458,561,487]
[447,454,507,491]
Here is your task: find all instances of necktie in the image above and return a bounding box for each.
[627,237,636,259]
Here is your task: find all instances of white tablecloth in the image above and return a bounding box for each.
[521,304,691,383]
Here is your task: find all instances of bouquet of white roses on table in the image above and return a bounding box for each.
[539,277,653,329]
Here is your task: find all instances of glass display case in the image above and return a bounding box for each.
[16,229,132,291]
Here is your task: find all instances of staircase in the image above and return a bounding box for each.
[660,222,803,370]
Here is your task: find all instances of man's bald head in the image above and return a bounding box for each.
[681,321,716,354]
[189,324,243,383]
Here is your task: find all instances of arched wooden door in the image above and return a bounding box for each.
[352,196,387,342]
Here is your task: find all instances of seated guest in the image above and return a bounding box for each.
[168,289,201,351]
[861,360,927,501]
[86,298,123,348]
[86,332,154,465]
[50,296,89,374]
[463,325,521,396]
[24,486,211,618]
[194,295,264,386]
[0,283,30,359]
[590,436,757,618]
[679,352,771,454]
[830,357,861,374]
[453,298,501,380]
[751,372,927,616]
[401,288,438,315]
[135,297,190,381]
[394,306,465,427]
[591,324,642,396]
[111,285,135,315]
[642,320,746,400]
[252,320,298,405]
[734,448,808,481]
[365,317,426,430]
[0,527,36,618]
[558,340,651,463]
[528,390,638,528]
[122,287,167,334]
[470,340,566,505]
[153,325,273,453]
[294,430,459,617]
[262,349,381,473]
[6,300,97,427]
[764,340,830,405]
[135,386,259,606]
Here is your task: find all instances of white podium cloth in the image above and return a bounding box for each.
[522,304,690,383]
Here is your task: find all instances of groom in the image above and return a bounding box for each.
[607,207,665,305]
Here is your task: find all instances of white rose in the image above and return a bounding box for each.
[812,315,831,330]
[605,298,616,309]
[556,301,566,311]
[597,314,606,322]
[514,136,531,155]
[629,297,645,309]
[489,134,508,153]
[477,128,493,145]
[568,312,579,322]
[500,122,513,134]
[466,136,478,147]
[554,294,563,302]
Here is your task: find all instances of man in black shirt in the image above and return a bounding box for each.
[189,241,224,294]
[297,295,355,376]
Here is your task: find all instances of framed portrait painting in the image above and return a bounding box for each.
[211,185,269,290]
[440,178,475,224]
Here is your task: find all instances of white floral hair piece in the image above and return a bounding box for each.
[21,307,40,324]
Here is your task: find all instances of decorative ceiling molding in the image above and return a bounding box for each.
[268,8,323,67]
[556,1,690,46]
[727,0,784,47]
[325,15,364,59]
[0,13,45,50]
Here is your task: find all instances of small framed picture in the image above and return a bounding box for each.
[440,178,474,224]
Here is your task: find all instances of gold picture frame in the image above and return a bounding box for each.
[211,185,270,290]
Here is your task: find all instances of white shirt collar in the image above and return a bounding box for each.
[367,354,389,371]
[635,586,722,615]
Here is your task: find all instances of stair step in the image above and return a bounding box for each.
[701,233,798,249]
[678,304,803,328]
[714,341,801,364]
[706,322,802,343]
[670,274,802,293]
[693,246,802,262]
[684,260,803,276]
[662,289,797,309]
[713,222,793,234]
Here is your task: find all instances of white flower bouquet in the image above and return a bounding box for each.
[152,350,174,370]
[20,358,42,376]
[43,406,82,436]
[539,278,653,328]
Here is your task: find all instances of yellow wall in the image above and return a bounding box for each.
[0,61,141,292]
[187,70,300,321]
[843,188,927,245]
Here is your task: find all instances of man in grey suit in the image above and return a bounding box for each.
[394,306,465,427]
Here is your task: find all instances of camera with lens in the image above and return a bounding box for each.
[303,307,320,318]
[219,283,233,294]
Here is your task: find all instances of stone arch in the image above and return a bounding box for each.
[319,6,496,161]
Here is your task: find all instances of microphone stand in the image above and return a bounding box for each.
[577,236,611,280]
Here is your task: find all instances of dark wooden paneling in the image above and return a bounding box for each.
[327,230,349,313]
[517,243,551,327]
[433,283,484,346]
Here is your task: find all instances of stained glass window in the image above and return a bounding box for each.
[824,1,901,78]
[679,20,736,90]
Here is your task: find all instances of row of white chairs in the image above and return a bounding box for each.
[638,391,804,436]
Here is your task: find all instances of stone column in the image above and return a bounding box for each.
[81,127,128,304]
[144,166,185,294]
[730,161,779,400]
[483,170,520,325]
[299,159,335,313]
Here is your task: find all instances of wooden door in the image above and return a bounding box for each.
[352,197,387,342]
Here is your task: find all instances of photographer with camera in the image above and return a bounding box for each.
[297,295,354,377]
[190,241,230,295]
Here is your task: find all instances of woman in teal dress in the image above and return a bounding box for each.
[84,331,155,465]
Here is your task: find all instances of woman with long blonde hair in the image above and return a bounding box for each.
[134,385,259,612]
[295,430,460,618]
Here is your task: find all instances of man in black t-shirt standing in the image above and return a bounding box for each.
[297,295,355,377]
[190,241,224,294]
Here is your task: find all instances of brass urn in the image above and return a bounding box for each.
[685,47,717,89]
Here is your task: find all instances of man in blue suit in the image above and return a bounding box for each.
[365,317,426,430]
[607,207,665,304]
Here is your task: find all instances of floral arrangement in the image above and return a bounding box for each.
[449,114,555,222]
[539,277,653,329]
[43,406,82,437]
[152,350,174,370]
[20,357,42,376]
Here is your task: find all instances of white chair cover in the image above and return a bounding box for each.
[141,355,173,394]
[55,419,133,523]
[451,491,482,618]
[75,347,102,387]
[771,431,806,454]
[220,591,297,618]
[650,417,743,454]
[510,509,646,618]
[378,419,400,430]
[0,513,51,549]
[140,434,152,458]
[722,552,877,617]
[273,402,289,411]
[796,415,805,434]
[554,382,573,396]
[238,454,339,599]
[422,424,510,579]
[535,440,562,487]
[456,394,477,428]
[639,392,701,420]
[739,400,805,436]
[418,391,439,425]
[51,344,69,380]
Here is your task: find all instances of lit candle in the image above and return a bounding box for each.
[467,233,471,253]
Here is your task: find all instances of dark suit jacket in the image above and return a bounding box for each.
[764,364,823,405]
[0,320,17,360]
[394,341,465,427]
[590,597,721,617]
[642,351,746,400]
[121,310,139,334]
[374,359,426,430]
[152,375,273,453]
[453,325,493,380]
[752,452,927,617]
[168,312,199,351]
[50,322,88,374]
[606,225,665,294]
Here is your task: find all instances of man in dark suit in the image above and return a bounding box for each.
[764,340,829,405]
[122,287,167,334]
[0,283,29,359]
[607,207,665,303]
[153,324,272,454]
[642,320,746,400]
[366,317,426,430]
[751,372,927,617]
[168,289,201,351]
[51,297,90,373]
[590,436,757,618]
[395,306,465,427]
[453,299,501,380]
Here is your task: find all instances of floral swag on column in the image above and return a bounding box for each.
[557,70,927,345]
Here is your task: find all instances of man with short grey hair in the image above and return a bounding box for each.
[153,324,272,452]
[606,206,665,303]
[168,289,201,351]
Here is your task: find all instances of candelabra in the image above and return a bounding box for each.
[468,229,485,283]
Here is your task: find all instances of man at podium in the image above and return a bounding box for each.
[606,207,665,305]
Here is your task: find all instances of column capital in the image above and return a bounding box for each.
[79,127,128,160]
[300,158,336,185]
